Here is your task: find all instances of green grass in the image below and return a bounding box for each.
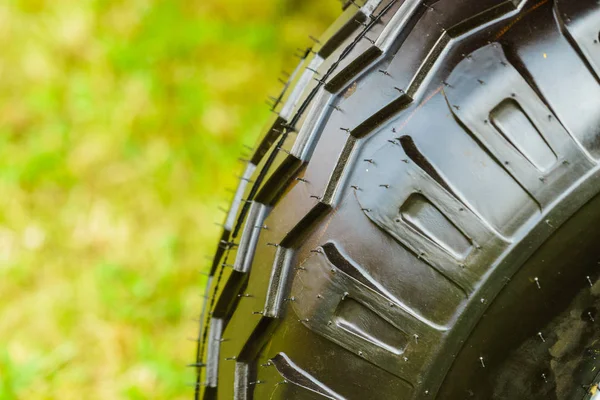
[0,1,339,398]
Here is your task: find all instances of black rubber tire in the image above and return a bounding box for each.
[194,1,600,399]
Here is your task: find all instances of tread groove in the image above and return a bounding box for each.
[321,242,382,294]
[398,135,457,197]
[280,202,331,248]
[270,353,345,400]
[351,93,413,138]
[254,156,303,206]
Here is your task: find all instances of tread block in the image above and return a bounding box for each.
[290,249,443,382]
[218,300,265,399]
[325,0,401,93]
[355,140,507,293]
[234,362,250,400]
[382,0,518,70]
[257,117,356,247]
[226,163,257,232]
[321,242,387,295]
[284,35,359,130]
[400,193,473,260]
[234,202,269,273]
[335,0,520,139]
[490,99,557,172]
[291,88,334,161]
[254,317,414,400]
[445,43,591,207]
[555,0,600,80]
[218,221,293,392]
[308,208,467,325]
[285,2,393,139]
[270,353,345,400]
[206,318,224,388]
[327,59,411,139]
[264,247,295,318]
[376,0,426,52]
[273,2,386,136]
[259,183,328,249]
[293,108,362,200]
[377,91,541,238]
[210,218,257,318]
[505,1,600,160]
[281,56,325,121]
[335,297,409,355]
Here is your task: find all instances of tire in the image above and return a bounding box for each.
[194,0,600,399]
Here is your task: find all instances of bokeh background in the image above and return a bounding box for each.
[0,1,340,398]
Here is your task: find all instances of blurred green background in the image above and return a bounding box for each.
[0,1,339,398]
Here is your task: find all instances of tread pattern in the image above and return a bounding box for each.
[195,0,600,399]
[355,138,509,293]
[289,247,443,383]
[444,43,591,209]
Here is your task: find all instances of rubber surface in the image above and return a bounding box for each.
[194,0,600,398]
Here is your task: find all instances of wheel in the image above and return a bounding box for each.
[193,0,600,399]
